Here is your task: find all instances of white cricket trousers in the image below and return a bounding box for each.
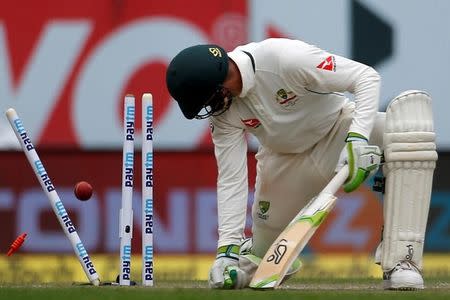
[251,102,385,257]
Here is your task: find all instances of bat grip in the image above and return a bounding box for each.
[321,165,349,195]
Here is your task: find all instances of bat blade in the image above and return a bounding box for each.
[249,165,349,289]
[249,193,337,288]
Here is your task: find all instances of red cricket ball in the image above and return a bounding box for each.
[74,181,93,201]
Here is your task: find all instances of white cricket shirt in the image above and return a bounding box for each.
[210,38,380,247]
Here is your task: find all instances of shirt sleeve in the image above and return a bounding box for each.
[210,114,248,247]
[279,39,381,139]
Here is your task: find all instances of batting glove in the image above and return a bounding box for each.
[341,132,381,193]
[208,245,249,289]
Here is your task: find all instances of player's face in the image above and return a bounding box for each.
[195,86,233,119]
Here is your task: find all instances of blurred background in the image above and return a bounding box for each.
[0,0,449,283]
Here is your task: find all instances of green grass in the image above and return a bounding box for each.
[0,278,448,300]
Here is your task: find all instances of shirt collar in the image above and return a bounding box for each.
[227,50,255,98]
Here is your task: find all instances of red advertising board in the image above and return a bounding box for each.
[0,0,247,149]
[0,150,383,254]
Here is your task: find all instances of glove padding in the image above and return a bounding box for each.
[208,245,249,289]
[338,132,382,193]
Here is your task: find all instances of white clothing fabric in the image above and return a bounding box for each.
[210,38,381,247]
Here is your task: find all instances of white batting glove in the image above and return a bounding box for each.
[208,245,249,289]
[337,132,382,193]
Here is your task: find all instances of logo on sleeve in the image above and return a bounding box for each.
[241,118,261,128]
[317,55,336,72]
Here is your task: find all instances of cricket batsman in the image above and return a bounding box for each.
[166,38,437,290]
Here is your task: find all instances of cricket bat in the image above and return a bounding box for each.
[249,165,349,289]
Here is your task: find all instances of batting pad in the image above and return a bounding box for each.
[381,90,438,271]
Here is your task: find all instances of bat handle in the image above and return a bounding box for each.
[322,165,349,195]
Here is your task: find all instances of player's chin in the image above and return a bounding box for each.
[212,98,233,117]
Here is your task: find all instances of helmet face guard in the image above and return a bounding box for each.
[194,86,233,119]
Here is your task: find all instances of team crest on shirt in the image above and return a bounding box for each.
[276,89,298,107]
[257,201,270,220]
